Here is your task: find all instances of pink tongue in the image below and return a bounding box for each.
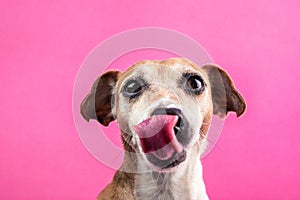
[133,115,183,160]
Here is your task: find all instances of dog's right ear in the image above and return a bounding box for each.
[80,70,120,126]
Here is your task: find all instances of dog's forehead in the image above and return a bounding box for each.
[118,58,205,83]
[131,63,193,75]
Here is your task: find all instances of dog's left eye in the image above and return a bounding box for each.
[185,75,205,94]
[122,79,146,98]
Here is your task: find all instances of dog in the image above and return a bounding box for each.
[80,58,246,200]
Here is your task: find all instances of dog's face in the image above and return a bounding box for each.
[81,58,246,172]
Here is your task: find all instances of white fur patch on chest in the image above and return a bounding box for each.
[134,155,209,200]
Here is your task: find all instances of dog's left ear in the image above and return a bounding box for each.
[202,64,246,119]
[80,70,121,126]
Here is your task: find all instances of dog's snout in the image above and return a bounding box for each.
[151,107,182,117]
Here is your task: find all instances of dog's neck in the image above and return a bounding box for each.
[119,141,209,200]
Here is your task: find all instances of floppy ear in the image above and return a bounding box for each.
[202,64,246,119]
[80,70,121,126]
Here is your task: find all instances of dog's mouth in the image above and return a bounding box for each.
[133,108,186,169]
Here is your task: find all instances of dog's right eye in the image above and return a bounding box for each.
[122,79,146,98]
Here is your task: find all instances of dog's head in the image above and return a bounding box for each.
[80,58,246,172]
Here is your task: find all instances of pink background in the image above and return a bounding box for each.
[1,0,299,199]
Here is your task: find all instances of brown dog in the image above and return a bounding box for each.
[80,58,246,200]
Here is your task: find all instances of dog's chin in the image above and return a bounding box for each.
[145,150,187,173]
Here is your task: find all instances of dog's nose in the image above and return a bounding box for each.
[151,107,182,116]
